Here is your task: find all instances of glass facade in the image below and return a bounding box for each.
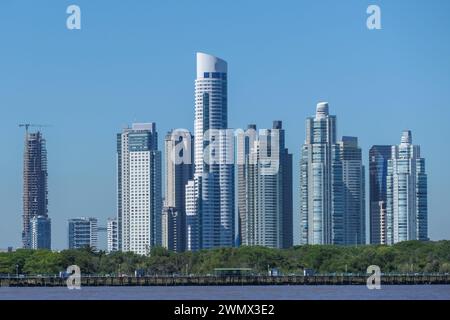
[386,130,428,244]
[299,103,344,245]
[369,145,392,244]
[339,136,365,245]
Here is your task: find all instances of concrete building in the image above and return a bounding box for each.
[22,130,50,249]
[117,123,162,255]
[107,217,118,253]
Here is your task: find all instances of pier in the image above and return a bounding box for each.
[1,274,449,287]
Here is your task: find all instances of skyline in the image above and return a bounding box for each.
[1,0,450,249]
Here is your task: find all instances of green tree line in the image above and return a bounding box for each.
[1,241,450,276]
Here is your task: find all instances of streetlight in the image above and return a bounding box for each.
[16,264,19,278]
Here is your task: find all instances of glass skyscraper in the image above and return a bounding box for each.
[163,129,193,252]
[30,215,51,250]
[369,145,392,244]
[299,102,344,245]
[68,217,98,250]
[339,136,365,245]
[386,130,428,244]
[237,122,293,249]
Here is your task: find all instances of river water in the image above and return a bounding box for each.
[1,285,450,300]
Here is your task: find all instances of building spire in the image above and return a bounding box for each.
[316,102,329,119]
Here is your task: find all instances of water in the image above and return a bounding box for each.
[1,285,450,300]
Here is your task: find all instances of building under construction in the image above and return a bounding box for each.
[22,129,51,249]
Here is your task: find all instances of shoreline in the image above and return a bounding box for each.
[2,274,450,287]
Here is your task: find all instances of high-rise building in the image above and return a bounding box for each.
[185,179,200,251]
[237,124,257,247]
[161,207,185,252]
[68,217,98,250]
[30,215,51,250]
[276,121,294,249]
[107,217,118,253]
[237,122,293,248]
[22,130,50,249]
[163,130,193,252]
[386,130,427,244]
[117,123,162,255]
[186,52,234,250]
[369,145,392,244]
[339,136,365,245]
[299,102,344,245]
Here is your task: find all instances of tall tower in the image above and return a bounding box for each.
[186,52,234,250]
[163,129,193,252]
[238,122,293,248]
[369,145,392,244]
[299,102,343,245]
[22,130,50,249]
[117,123,162,255]
[339,136,365,245]
[386,130,427,244]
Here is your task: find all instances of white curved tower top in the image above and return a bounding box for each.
[196,52,227,78]
[401,130,412,144]
[316,102,329,119]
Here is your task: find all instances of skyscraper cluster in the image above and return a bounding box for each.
[299,103,428,246]
[21,52,428,253]
[299,103,365,245]
[237,122,293,248]
[370,131,428,245]
[112,53,294,254]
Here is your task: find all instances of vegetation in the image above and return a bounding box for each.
[1,241,450,276]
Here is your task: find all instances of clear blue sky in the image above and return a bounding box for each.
[1,0,449,250]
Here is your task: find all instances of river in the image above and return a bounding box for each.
[1,285,450,300]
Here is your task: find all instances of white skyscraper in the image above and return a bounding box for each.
[185,52,234,250]
[386,130,427,244]
[299,102,344,245]
[117,123,162,255]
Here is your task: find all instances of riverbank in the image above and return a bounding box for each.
[2,274,450,287]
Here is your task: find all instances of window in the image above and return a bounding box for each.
[204,72,210,78]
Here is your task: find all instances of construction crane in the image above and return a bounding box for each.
[18,123,51,133]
